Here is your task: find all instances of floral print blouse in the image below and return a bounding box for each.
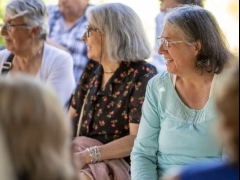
[71,60,157,144]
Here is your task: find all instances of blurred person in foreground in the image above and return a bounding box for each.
[0,0,75,108]
[150,0,204,73]
[164,60,239,180]
[47,0,92,83]
[0,75,78,180]
[68,3,157,179]
[131,5,234,180]
[0,127,14,180]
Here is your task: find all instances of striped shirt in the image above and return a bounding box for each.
[47,5,90,83]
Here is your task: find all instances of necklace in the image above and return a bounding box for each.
[103,71,115,74]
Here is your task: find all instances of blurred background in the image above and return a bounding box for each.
[0,0,239,56]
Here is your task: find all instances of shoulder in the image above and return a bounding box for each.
[44,43,72,59]
[148,71,170,89]
[43,44,73,66]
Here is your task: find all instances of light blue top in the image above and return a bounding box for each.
[131,72,222,180]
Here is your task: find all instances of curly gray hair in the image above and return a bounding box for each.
[6,0,49,41]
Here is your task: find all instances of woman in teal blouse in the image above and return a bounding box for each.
[131,5,234,180]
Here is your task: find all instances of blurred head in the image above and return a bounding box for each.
[215,61,239,165]
[160,0,204,12]
[1,0,48,53]
[159,5,232,75]
[59,0,89,18]
[0,75,77,180]
[83,3,151,62]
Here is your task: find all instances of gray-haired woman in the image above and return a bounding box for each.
[0,0,75,108]
[68,3,157,179]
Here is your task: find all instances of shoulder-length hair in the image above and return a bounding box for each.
[6,0,49,41]
[0,75,77,180]
[86,3,151,61]
[164,5,233,74]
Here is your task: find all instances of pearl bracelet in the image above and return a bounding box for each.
[86,146,101,164]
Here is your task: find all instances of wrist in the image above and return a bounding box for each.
[84,149,92,164]
[86,146,101,164]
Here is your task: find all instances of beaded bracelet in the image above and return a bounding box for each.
[86,146,101,164]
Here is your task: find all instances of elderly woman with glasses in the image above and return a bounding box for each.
[0,0,75,108]
[131,5,234,180]
[68,3,157,179]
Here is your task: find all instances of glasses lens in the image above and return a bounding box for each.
[163,39,168,50]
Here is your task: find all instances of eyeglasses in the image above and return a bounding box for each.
[0,22,27,32]
[157,36,184,50]
[86,25,99,37]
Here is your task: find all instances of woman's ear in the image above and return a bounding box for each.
[29,26,40,39]
[194,40,202,56]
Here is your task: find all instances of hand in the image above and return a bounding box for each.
[74,150,91,170]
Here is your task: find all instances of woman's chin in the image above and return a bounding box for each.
[87,54,100,62]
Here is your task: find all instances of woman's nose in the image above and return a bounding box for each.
[158,44,167,55]
[82,32,87,41]
[0,26,7,36]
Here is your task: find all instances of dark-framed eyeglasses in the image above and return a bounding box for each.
[157,36,184,50]
[86,25,99,37]
[0,22,27,32]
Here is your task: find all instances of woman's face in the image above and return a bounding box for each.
[158,25,199,76]
[1,15,32,55]
[82,22,103,62]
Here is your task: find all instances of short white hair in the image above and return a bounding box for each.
[6,0,49,41]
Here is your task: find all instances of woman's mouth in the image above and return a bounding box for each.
[165,58,173,65]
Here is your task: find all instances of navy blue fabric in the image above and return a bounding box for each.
[180,160,239,180]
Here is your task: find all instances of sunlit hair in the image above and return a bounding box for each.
[0,75,76,180]
[6,0,49,40]
[0,128,14,180]
[163,5,233,74]
[176,0,204,7]
[86,3,151,61]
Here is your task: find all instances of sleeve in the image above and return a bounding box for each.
[46,52,75,108]
[131,79,161,180]
[128,69,157,124]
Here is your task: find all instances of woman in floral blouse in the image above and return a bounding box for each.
[68,3,157,171]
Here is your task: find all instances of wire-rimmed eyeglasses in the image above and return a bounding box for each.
[157,36,184,50]
[0,22,27,32]
[86,25,99,37]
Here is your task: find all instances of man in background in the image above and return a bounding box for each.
[150,0,204,73]
[47,0,91,84]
